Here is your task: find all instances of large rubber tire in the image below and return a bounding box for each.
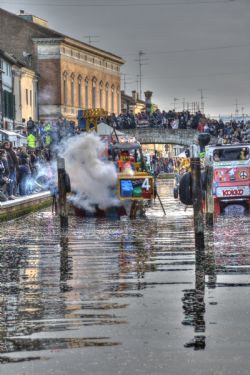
[179,172,193,205]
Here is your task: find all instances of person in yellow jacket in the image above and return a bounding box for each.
[27,133,37,149]
[44,122,52,146]
[178,157,191,174]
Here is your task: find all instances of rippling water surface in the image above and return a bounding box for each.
[0,181,249,374]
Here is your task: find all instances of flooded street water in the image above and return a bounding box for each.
[0,181,250,375]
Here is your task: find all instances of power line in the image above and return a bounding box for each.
[135,69,250,80]
[0,0,242,7]
[121,73,134,92]
[127,42,250,56]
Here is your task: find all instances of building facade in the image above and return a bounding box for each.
[0,49,38,131]
[13,66,38,127]
[0,8,125,123]
[0,50,15,130]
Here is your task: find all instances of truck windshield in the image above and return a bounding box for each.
[213,147,249,162]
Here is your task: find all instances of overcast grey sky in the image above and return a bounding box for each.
[1,0,250,116]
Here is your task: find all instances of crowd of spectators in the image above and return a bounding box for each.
[0,109,250,201]
[0,141,52,202]
[0,116,85,201]
[104,110,250,144]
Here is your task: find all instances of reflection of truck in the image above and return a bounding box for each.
[204,144,250,215]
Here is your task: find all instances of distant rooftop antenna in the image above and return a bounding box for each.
[135,50,149,100]
[83,35,100,45]
[235,98,239,116]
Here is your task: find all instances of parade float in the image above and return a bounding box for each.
[62,109,155,219]
[109,140,155,218]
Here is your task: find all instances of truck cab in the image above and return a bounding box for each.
[205,144,250,215]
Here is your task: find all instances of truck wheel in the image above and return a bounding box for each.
[179,172,193,205]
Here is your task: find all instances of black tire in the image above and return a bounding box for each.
[179,172,193,205]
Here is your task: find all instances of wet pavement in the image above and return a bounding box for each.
[0,181,249,375]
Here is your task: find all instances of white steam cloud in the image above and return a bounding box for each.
[59,133,118,212]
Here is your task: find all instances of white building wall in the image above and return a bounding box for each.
[2,59,12,92]
[2,58,14,130]
[20,67,38,123]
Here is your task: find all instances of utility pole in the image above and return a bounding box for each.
[235,98,239,118]
[241,106,245,123]
[135,50,147,100]
[173,97,179,111]
[199,89,205,114]
[121,73,136,95]
[182,98,185,111]
[122,73,128,93]
[136,75,140,94]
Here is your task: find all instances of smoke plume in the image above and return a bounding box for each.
[59,133,118,212]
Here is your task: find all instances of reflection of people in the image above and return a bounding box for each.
[213,152,220,162]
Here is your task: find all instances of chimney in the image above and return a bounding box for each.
[132,90,137,101]
[18,11,48,28]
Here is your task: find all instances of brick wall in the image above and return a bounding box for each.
[0,8,50,67]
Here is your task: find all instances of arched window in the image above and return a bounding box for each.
[70,73,75,108]
[111,85,115,113]
[105,82,109,112]
[78,75,82,108]
[92,77,97,109]
[85,77,89,109]
[63,71,68,106]
[99,81,103,109]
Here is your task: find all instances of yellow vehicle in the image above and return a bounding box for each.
[110,142,155,218]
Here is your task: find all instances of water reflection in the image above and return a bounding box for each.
[60,229,73,291]
[183,249,206,350]
[182,211,250,350]
[0,181,249,365]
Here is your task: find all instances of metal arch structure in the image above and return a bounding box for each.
[121,128,201,147]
